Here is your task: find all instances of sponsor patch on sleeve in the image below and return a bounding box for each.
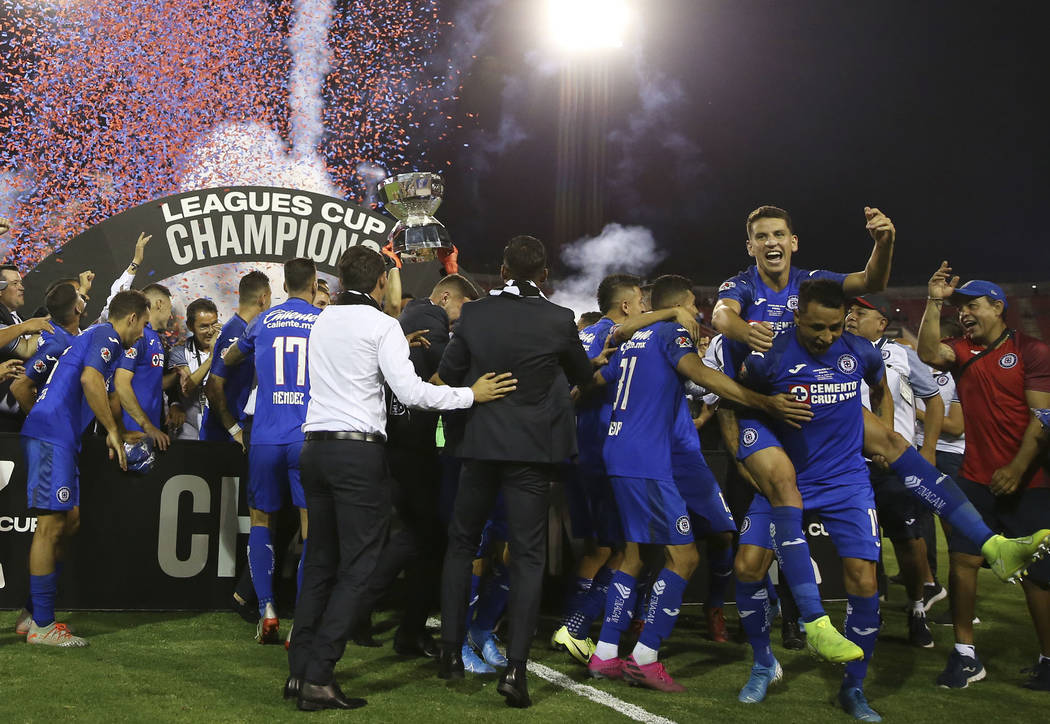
[719,280,736,292]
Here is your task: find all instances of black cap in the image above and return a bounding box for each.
[853,293,892,320]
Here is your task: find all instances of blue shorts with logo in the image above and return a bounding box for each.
[736,416,782,461]
[565,462,623,546]
[672,452,736,535]
[611,476,694,546]
[738,485,881,561]
[248,441,305,512]
[23,437,79,511]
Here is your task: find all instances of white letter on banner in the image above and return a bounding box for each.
[157,475,210,578]
[217,476,249,577]
[167,224,193,265]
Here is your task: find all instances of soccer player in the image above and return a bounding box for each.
[113,284,174,452]
[553,273,701,664]
[10,284,85,415]
[587,274,812,691]
[20,290,148,647]
[223,258,320,644]
[918,265,1050,690]
[733,280,885,719]
[846,293,945,647]
[203,270,272,447]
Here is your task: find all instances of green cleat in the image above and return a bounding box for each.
[981,530,1050,583]
[803,615,863,663]
[550,625,595,665]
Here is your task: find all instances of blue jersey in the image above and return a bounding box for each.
[118,324,166,431]
[25,326,76,385]
[576,316,616,466]
[22,323,125,451]
[718,265,847,378]
[238,298,319,445]
[201,314,253,440]
[742,330,884,499]
[601,321,696,481]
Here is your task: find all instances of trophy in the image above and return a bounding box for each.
[377,172,453,263]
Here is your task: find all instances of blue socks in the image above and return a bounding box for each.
[843,593,880,690]
[638,569,688,651]
[562,575,593,634]
[29,571,59,627]
[26,561,63,615]
[736,578,774,667]
[463,572,481,637]
[598,570,638,646]
[565,566,613,638]
[889,447,994,547]
[707,545,734,609]
[248,526,275,616]
[770,506,824,622]
[473,563,510,634]
[296,539,307,603]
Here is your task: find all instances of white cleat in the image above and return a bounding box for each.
[27,621,88,648]
[14,608,32,636]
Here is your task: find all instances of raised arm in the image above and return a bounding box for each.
[841,207,896,296]
[917,261,959,370]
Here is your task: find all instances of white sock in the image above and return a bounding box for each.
[911,600,925,614]
[955,643,976,658]
[631,642,658,666]
[594,641,619,661]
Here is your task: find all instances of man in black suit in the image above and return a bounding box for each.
[355,274,481,655]
[436,235,593,708]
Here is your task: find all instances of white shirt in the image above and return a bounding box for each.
[304,300,474,435]
[916,365,965,455]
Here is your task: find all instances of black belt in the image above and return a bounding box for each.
[305,431,385,444]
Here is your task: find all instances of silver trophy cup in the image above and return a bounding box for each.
[378,172,453,263]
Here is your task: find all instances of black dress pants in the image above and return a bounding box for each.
[440,459,552,663]
[288,439,390,685]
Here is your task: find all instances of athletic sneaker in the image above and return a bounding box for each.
[256,617,280,644]
[623,655,685,692]
[461,643,496,674]
[14,608,32,636]
[1022,658,1050,691]
[468,627,508,668]
[27,621,88,648]
[550,624,595,664]
[705,606,729,643]
[838,686,882,722]
[937,650,986,688]
[781,618,806,650]
[981,530,1050,583]
[923,582,948,612]
[908,610,934,648]
[803,615,863,662]
[737,659,783,703]
[587,653,626,680]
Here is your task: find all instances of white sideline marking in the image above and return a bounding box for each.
[425,618,676,724]
[527,661,678,724]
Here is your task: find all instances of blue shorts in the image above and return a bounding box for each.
[736,416,782,461]
[248,441,305,512]
[565,463,623,546]
[22,437,79,511]
[738,489,881,561]
[610,476,694,546]
[672,453,736,535]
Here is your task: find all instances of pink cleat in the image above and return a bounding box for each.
[623,655,685,692]
[587,654,626,680]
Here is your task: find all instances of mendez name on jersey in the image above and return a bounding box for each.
[742,330,884,497]
[600,322,696,482]
[717,266,847,378]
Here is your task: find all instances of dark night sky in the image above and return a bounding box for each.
[433,0,1050,286]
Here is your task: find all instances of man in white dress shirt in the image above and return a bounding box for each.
[286,246,516,712]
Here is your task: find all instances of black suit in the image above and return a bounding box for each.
[438,286,592,663]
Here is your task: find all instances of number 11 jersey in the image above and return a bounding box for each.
[238,297,321,445]
[600,321,696,482]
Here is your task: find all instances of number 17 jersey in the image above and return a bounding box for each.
[237,297,320,445]
[600,321,697,482]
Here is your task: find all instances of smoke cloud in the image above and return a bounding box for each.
[550,222,665,318]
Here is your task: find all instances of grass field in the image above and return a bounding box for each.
[2,549,1048,723]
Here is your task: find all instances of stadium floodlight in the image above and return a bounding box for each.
[547,0,630,52]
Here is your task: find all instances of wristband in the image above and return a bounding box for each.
[129,262,140,271]
[927,297,945,304]
[228,423,242,436]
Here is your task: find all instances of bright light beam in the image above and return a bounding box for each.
[547,0,629,52]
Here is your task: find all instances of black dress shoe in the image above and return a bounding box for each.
[781,618,806,650]
[394,631,439,658]
[498,663,531,708]
[437,646,465,679]
[283,675,302,700]
[351,620,383,648]
[297,681,367,711]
